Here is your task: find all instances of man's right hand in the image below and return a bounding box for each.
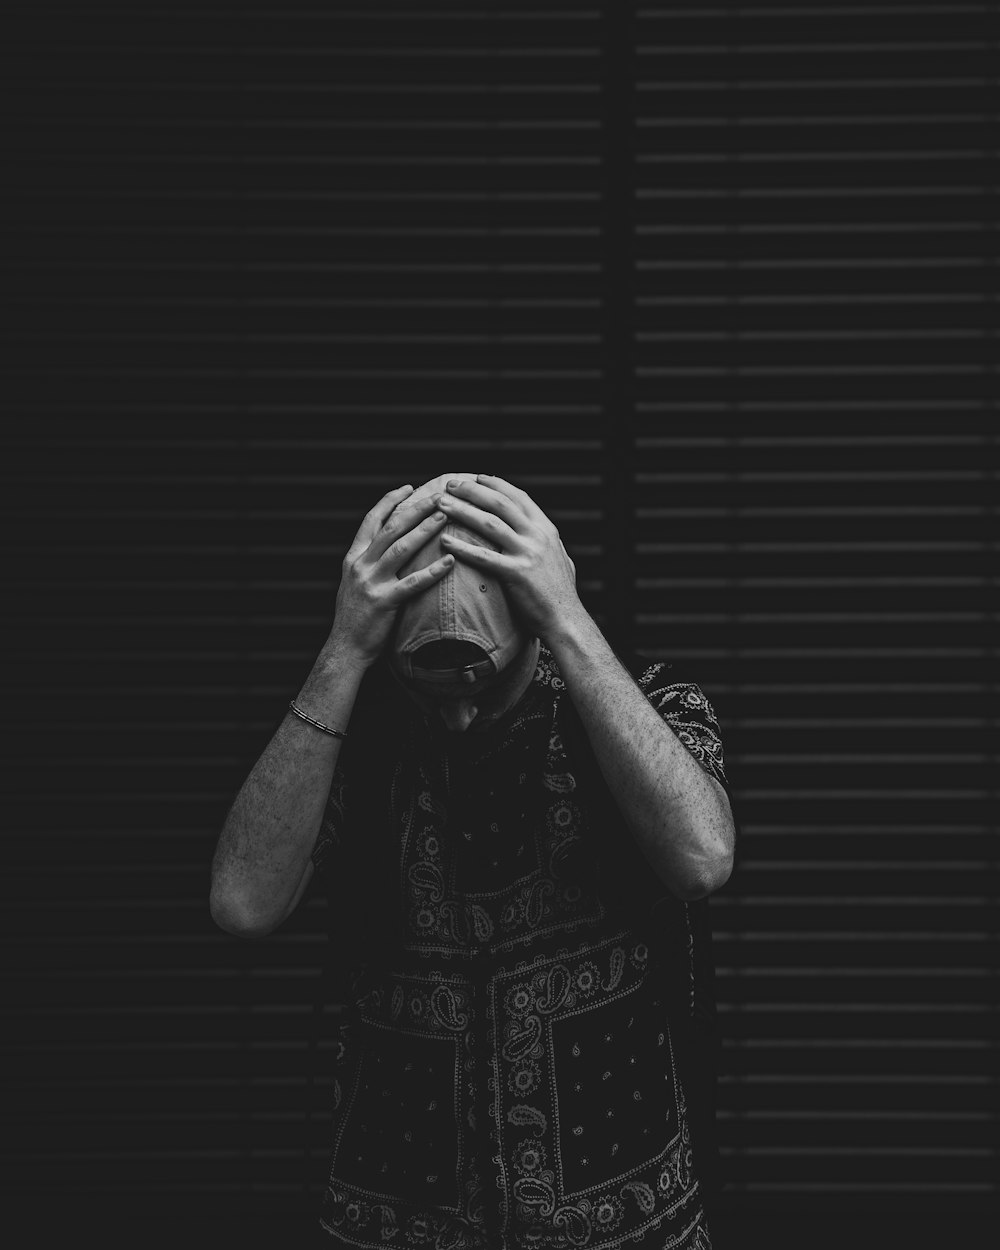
[328,483,453,666]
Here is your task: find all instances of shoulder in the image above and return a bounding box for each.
[607,645,720,720]
[532,642,568,692]
[630,656,729,793]
[540,637,729,791]
[535,637,683,692]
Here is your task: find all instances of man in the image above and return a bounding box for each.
[210,472,736,1250]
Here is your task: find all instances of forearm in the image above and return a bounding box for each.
[209,636,369,936]
[544,611,734,901]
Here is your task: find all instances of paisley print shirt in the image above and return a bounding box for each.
[309,643,730,1250]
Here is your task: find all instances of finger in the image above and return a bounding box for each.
[386,554,455,604]
[436,493,521,551]
[345,484,414,560]
[474,473,549,524]
[438,530,510,572]
[376,507,451,573]
[440,478,532,534]
[365,494,443,563]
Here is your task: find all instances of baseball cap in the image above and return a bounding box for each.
[388,472,532,685]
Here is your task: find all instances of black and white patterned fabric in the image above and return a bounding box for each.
[310,643,730,1250]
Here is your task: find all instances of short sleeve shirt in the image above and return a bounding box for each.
[309,643,730,1250]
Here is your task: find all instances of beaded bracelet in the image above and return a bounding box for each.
[288,699,348,739]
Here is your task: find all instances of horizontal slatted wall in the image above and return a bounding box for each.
[627,0,999,1231]
[5,0,997,1241]
[6,0,617,1235]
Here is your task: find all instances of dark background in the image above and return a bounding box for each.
[5,2,997,1246]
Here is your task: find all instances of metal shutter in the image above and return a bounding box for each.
[6,2,996,1242]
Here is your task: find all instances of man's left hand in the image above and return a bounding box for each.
[435,474,586,641]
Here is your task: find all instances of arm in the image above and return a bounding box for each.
[434,473,735,902]
[209,483,456,938]
[209,639,367,938]
[544,612,734,901]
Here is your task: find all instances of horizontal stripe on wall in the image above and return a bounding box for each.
[6,0,997,1239]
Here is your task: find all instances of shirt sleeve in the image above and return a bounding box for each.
[633,659,730,794]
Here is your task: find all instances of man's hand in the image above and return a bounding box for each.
[330,483,454,665]
[434,473,585,641]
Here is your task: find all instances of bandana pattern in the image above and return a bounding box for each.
[312,645,728,1249]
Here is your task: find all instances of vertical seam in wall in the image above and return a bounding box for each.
[600,2,637,649]
[723,3,746,1200]
[985,30,999,1197]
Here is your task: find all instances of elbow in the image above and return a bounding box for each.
[672,848,734,902]
[672,798,736,901]
[210,883,280,940]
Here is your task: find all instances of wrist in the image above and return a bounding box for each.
[294,637,371,736]
[321,628,380,675]
[540,604,603,658]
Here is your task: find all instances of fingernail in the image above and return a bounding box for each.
[446,479,459,490]
[432,511,445,522]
